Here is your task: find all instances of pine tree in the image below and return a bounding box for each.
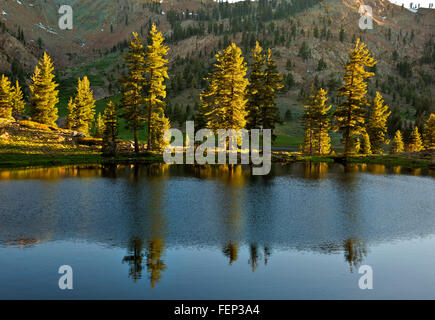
[93,113,104,138]
[144,24,170,151]
[260,48,284,141]
[245,44,283,140]
[120,32,146,155]
[246,42,265,130]
[333,39,376,155]
[408,126,424,152]
[66,97,75,129]
[423,113,435,149]
[302,88,331,155]
[360,131,372,155]
[352,136,361,154]
[68,76,96,135]
[302,123,315,155]
[0,74,12,119]
[200,43,248,131]
[367,92,391,154]
[149,112,171,151]
[391,130,404,154]
[11,80,25,119]
[29,52,59,126]
[102,101,118,156]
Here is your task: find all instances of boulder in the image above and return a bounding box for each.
[70,131,86,138]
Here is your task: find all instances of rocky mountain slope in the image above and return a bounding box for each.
[0,0,434,145]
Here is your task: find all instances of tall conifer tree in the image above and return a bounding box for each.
[360,131,372,155]
[102,101,119,156]
[200,43,248,131]
[423,113,435,149]
[67,76,96,135]
[408,126,424,152]
[260,49,284,141]
[144,24,170,151]
[29,52,59,125]
[246,43,283,140]
[93,113,104,138]
[333,39,376,155]
[246,42,265,130]
[11,81,25,119]
[121,32,146,154]
[0,75,12,119]
[302,88,331,155]
[367,92,390,154]
[391,130,404,154]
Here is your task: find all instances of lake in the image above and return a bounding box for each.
[0,163,434,299]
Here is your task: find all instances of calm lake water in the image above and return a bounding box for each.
[0,163,434,299]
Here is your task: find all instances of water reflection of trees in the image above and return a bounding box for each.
[122,238,145,282]
[122,164,168,288]
[343,238,367,272]
[303,162,329,179]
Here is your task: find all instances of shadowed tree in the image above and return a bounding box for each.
[260,48,284,141]
[93,113,104,138]
[102,101,118,156]
[246,42,265,130]
[120,32,146,155]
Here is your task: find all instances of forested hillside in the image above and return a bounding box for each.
[0,0,434,148]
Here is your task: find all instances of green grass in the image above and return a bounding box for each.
[273,134,303,148]
[345,155,432,168]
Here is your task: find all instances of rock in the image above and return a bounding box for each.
[56,117,68,129]
[70,131,86,138]
[0,131,9,140]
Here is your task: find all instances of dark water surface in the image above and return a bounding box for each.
[0,163,434,299]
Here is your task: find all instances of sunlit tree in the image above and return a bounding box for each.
[29,52,59,125]
[11,80,26,119]
[408,126,424,152]
[391,130,404,154]
[200,43,248,131]
[0,75,12,119]
[67,76,96,135]
[333,39,376,155]
[144,23,170,151]
[423,113,435,149]
[367,92,390,154]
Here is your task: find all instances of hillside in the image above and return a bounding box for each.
[0,0,434,147]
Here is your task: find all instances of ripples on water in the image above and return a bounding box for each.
[0,163,434,299]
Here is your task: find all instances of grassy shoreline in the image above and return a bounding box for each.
[0,151,432,170]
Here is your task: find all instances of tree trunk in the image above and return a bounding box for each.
[134,126,139,155]
[146,102,152,151]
